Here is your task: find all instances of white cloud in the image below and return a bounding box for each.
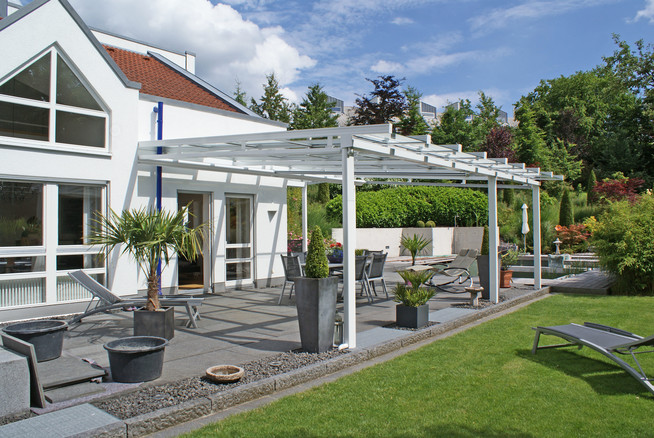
[634,0,654,23]
[67,0,315,100]
[468,0,617,33]
[423,88,509,110]
[371,47,510,76]
[371,60,406,73]
[391,16,414,25]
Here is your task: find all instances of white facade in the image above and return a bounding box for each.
[0,0,288,319]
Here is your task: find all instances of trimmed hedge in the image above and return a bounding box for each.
[325,186,488,228]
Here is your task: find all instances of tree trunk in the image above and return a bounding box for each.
[146,267,160,311]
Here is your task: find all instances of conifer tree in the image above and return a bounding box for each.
[559,189,574,226]
[250,73,292,123]
[397,86,429,136]
[290,83,338,130]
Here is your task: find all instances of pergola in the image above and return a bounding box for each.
[139,124,562,349]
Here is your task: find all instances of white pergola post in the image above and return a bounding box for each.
[341,138,357,349]
[488,176,499,303]
[532,185,542,289]
[301,183,308,253]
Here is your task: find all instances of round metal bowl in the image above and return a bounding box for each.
[205,365,244,383]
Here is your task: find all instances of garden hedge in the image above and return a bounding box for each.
[325,186,488,228]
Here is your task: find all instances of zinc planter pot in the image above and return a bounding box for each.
[396,304,429,329]
[2,320,68,362]
[134,306,174,340]
[294,276,338,353]
[104,336,168,383]
[476,255,501,299]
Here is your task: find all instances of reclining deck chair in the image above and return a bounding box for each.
[532,322,654,396]
[67,270,203,328]
[424,249,478,291]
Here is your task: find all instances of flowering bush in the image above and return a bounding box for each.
[324,238,343,257]
[590,174,643,204]
[287,230,303,253]
[555,224,590,252]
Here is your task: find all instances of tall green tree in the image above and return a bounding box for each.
[250,73,292,123]
[471,91,502,149]
[289,83,338,130]
[397,86,429,136]
[431,99,475,148]
[350,75,407,125]
[233,79,247,107]
[558,189,574,226]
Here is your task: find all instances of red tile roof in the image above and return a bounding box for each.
[104,45,242,114]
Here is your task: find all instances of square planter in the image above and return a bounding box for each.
[134,306,174,340]
[396,303,429,329]
[294,276,338,353]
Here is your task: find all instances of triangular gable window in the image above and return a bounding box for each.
[0,53,51,102]
[56,55,101,110]
[0,49,107,148]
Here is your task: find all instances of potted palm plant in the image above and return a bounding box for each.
[92,205,205,340]
[393,270,435,328]
[293,226,338,353]
[400,233,432,266]
[500,249,519,288]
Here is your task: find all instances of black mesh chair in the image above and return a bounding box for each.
[355,255,373,303]
[366,253,388,299]
[279,254,302,304]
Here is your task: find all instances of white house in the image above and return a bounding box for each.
[0,0,289,321]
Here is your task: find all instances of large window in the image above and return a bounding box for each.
[0,180,106,307]
[0,181,43,247]
[0,49,107,148]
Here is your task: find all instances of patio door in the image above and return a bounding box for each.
[225,195,253,286]
[178,192,210,291]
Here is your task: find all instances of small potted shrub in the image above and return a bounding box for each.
[393,270,435,328]
[500,249,519,288]
[293,226,338,353]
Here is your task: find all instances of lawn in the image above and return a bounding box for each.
[185,295,654,437]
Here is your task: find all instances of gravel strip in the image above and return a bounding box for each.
[93,349,348,420]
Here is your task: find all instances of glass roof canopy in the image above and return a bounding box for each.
[137,124,563,186]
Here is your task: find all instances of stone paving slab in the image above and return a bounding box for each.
[0,403,124,438]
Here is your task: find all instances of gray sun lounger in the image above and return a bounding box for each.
[532,322,654,396]
[67,270,203,328]
[408,249,478,292]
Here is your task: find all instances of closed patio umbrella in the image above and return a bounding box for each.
[521,203,529,252]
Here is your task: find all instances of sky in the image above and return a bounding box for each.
[20,0,654,117]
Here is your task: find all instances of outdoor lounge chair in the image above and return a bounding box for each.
[532,322,654,396]
[366,252,388,299]
[67,270,203,328]
[424,249,478,291]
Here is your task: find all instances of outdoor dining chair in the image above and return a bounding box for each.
[355,255,373,303]
[279,254,302,304]
[366,252,388,299]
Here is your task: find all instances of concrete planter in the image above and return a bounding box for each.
[2,320,68,362]
[396,304,429,329]
[134,306,174,340]
[500,270,514,288]
[104,336,168,383]
[294,276,338,353]
[477,255,500,299]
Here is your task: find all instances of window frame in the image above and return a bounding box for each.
[0,47,109,153]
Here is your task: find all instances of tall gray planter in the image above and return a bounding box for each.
[396,304,429,329]
[477,255,500,299]
[294,276,338,353]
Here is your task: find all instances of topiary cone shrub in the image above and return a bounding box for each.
[480,225,489,255]
[305,226,329,278]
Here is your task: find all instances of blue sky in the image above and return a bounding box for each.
[24,0,654,117]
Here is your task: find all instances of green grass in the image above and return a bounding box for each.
[185,295,654,437]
